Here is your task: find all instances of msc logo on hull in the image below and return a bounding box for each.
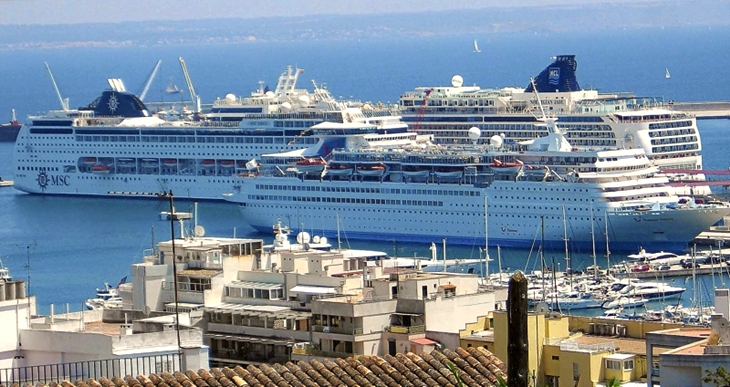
[36,170,70,191]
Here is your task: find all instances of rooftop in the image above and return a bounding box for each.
[29,347,507,387]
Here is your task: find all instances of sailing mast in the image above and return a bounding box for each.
[590,203,597,279]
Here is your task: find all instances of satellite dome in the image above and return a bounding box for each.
[224,93,236,102]
[312,235,320,243]
[490,135,504,148]
[319,237,328,245]
[298,95,310,104]
[265,91,275,97]
[280,102,292,113]
[362,103,373,111]
[451,75,464,88]
[296,231,311,244]
[467,127,481,142]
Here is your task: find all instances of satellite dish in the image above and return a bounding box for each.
[296,231,311,244]
[467,127,481,142]
[489,135,503,148]
[451,75,464,88]
[194,225,205,237]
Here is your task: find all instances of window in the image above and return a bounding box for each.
[606,360,621,370]
[623,360,634,370]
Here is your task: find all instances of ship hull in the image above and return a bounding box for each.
[228,177,729,253]
[0,124,21,142]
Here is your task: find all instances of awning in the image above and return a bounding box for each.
[411,338,438,346]
[439,284,456,290]
[289,285,337,294]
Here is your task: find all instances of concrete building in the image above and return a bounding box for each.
[647,288,730,387]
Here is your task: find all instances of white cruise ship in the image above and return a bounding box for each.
[223,115,729,253]
[398,55,702,173]
[11,67,405,200]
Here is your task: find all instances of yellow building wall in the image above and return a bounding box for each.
[557,350,605,387]
[461,315,490,337]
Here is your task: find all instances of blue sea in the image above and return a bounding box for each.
[1,27,730,315]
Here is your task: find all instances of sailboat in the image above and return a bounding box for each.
[166,78,183,94]
[473,39,481,53]
[665,68,671,79]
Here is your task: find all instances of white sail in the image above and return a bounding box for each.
[665,68,671,79]
[473,39,481,53]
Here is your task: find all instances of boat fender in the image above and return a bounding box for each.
[304,243,310,251]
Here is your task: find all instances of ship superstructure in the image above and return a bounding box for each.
[398,55,701,172]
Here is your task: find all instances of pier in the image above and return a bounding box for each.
[671,101,730,119]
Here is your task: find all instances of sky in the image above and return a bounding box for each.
[0,0,659,25]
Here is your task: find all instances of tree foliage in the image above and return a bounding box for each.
[703,366,730,387]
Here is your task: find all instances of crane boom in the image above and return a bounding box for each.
[178,57,198,102]
[44,62,68,111]
[139,59,162,102]
[411,88,432,132]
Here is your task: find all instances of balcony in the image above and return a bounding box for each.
[385,325,425,334]
[312,325,363,335]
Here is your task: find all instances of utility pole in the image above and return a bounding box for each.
[158,190,183,368]
[508,270,528,387]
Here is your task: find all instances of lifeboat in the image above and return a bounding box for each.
[219,160,235,168]
[82,157,97,164]
[433,167,463,179]
[325,163,353,176]
[162,158,178,166]
[201,159,216,166]
[117,158,135,165]
[91,165,111,174]
[490,159,523,174]
[402,165,431,179]
[295,157,327,173]
[357,163,386,177]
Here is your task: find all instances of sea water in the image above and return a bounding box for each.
[0,28,729,314]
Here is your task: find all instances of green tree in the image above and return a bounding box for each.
[703,366,730,387]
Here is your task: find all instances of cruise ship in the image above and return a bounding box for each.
[223,112,729,253]
[11,66,404,200]
[398,55,702,173]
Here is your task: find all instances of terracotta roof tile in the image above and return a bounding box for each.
[40,349,506,387]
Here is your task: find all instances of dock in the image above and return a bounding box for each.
[671,101,730,119]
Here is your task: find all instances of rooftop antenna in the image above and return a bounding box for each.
[44,62,69,111]
[138,59,162,101]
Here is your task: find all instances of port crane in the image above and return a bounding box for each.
[411,88,432,132]
[178,57,201,113]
